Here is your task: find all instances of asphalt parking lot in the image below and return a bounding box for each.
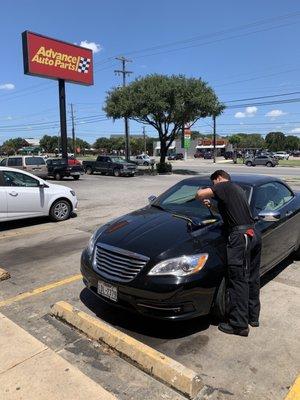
[0,166,299,400]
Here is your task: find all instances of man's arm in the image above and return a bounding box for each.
[195,187,214,201]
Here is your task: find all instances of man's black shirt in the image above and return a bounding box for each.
[211,181,254,229]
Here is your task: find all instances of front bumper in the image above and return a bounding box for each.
[81,250,216,320]
[121,169,136,175]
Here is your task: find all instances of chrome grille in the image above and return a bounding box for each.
[93,243,149,282]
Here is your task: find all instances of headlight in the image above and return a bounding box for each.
[87,230,100,256]
[70,190,76,196]
[148,254,208,277]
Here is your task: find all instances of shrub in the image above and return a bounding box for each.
[156,162,172,174]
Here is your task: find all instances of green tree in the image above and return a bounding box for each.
[284,135,299,151]
[40,135,58,153]
[265,132,286,151]
[229,133,265,149]
[2,137,25,153]
[104,74,224,164]
[229,134,242,148]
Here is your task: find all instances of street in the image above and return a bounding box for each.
[1,165,299,400]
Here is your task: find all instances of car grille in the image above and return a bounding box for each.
[93,243,149,283]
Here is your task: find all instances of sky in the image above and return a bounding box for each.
[1,0,300,145]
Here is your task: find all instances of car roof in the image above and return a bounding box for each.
[0,166,43,176]
[181,174,282,187]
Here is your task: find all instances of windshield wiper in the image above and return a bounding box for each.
[150,204,166,211]
[172,213,218,231]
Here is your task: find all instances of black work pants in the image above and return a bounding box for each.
[226,229,262,329]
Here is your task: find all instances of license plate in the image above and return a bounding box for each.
[97,280,118,302]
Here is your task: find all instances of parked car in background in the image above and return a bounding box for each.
[46,158,84,180]
[194,152,204,158]
[0,167,77,222]
[68,157,82,166]
[244,155,278,167]
[203,152,212,159]
[224,151,233,160]
[133,154,154,166]
[292,150,300,157]
[167,153,184,160]
[82,155,136,177]
[81,174,300,321]
[0,156,48,178]
[274,151,289,160]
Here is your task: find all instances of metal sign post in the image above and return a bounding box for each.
[58,80,68,160]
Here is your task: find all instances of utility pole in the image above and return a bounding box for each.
[143,126,146,154]
[70,103,76,155]
[213,115,216,163]
[114,56,133,161]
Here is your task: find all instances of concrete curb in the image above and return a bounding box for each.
[284,375,300,400]
[51,301,203,399]
[0,267,10,281]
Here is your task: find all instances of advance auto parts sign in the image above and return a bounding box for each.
[22,31,93,85]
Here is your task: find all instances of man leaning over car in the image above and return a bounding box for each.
[196,170,262,337]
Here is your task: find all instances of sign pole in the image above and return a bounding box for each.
[58,79,68,160]
[213,115,216,164]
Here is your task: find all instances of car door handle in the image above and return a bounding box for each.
[9,191,18,197]
[286,210,293,217]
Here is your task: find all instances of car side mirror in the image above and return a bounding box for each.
[39,182,49,189]
[258,211,281,222]
[148,195,157,204]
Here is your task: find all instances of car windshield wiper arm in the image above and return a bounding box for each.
[172,213,219,231]
[150,204,166,211]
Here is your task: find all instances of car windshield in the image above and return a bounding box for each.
[25,157,46,166]
[153,180,251,220]
[110,157,127,163]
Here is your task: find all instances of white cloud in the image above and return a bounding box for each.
[245,106,257,115]
[234,106,257,118]
[291,127,300,133]
[0,83,15,90]
[79,40,102,53]
[265,109,287,118]
[235,111,246,118]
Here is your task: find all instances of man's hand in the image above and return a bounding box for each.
[202,199,211,208]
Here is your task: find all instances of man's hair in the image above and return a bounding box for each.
[210,170,231,181]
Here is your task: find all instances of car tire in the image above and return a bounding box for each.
[143,161,149,166]
[113,168,121,177]
[55,172,62,180]
[211,278,227,321]
[73,175,80,180]
[49,199,71,222]
[246,161,252,167]
[294,245,300,260]
[266,162,272,167]
[86,167,93,175]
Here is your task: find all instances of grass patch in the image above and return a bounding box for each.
[278,159,300,167]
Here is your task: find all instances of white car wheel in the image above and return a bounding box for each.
[50,199,71,221]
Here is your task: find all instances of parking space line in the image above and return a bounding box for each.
[0,274,81,308]
[285,375,300,400]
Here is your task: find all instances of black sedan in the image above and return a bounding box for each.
[81,175,300,320]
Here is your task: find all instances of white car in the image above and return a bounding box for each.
[0,167,78,222]
[274,151,289,160]
[133,154,154,166]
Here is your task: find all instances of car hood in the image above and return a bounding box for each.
[94,207,218,259]
[122,162,136,167]
[46,182,72,193]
